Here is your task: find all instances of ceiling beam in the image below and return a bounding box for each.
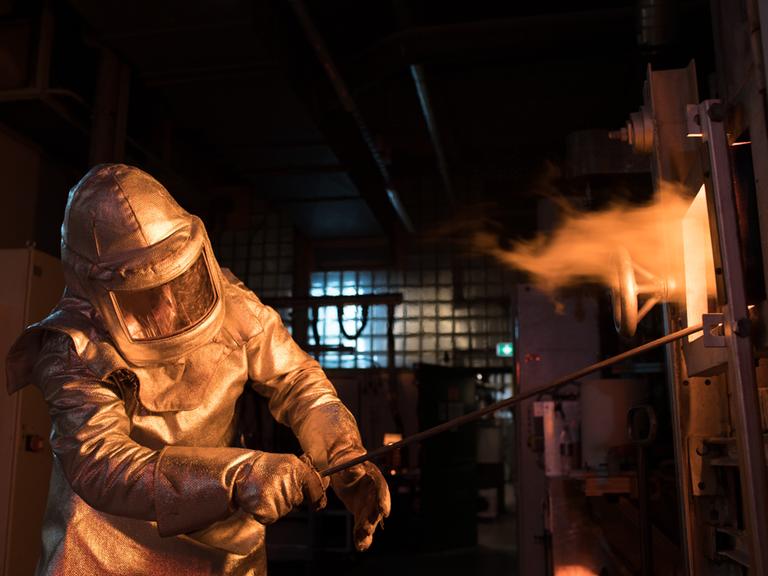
[283,0,414,234]
[142,61,281,87]
[352,8,636,89]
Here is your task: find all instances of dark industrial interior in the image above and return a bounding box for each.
[3,1,768,575]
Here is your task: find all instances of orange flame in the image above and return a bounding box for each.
[475,181,713,305]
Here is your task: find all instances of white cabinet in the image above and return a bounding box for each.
[0,248,63,576]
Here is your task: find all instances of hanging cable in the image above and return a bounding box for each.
[337,304,369,340]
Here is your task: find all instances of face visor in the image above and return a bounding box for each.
[112,253,217,342]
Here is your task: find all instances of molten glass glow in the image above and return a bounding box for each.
[683,185,716,341]
[555,566,598,576]
[383,433,402,446]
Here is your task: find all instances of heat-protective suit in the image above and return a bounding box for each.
[6,164,390,575]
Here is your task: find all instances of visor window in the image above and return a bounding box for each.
[113,254,216,341]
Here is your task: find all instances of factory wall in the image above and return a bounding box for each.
[0,127,76,257]
[216,212,517,373]
[0,129,39,250]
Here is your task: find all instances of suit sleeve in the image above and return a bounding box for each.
[246,305,367,470]
[33,331,255,536]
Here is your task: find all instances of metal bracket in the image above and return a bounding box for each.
[702,313,726,348]
[689,436,718,496]
[686,103,703,137]
[709,526,751,567]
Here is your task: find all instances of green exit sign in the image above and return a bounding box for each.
[496,342,514,357]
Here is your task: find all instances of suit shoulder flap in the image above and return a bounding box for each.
[6,297,107,393]
[221,269,265,344]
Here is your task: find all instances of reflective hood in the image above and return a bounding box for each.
[61,164,225,366]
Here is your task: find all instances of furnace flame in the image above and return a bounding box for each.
[475,182,714,307]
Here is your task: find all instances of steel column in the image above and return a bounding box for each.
[699,99,768,575]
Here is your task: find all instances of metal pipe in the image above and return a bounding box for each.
[410,64,456,207]
[321,322,703,477]
[286,0,414,233]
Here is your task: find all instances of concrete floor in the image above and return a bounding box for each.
[269,544,516,576]
[269,510,517,576]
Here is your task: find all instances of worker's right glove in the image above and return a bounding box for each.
[236,452,328,524]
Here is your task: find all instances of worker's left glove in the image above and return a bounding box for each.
[330,460,391,551]
[294,402,391,550]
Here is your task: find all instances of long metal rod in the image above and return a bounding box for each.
[410,64,456,208]
[321,322,703,477]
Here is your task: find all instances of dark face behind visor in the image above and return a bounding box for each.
[112,254,216,341]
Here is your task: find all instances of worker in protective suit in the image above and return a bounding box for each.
[6,163,390,575]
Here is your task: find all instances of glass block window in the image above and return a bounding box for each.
[216,214,515,371]
[216,212,293,298]
[309,253,515,369]
[214,210,295,328]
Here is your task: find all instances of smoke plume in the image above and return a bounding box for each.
[475,182,710,303]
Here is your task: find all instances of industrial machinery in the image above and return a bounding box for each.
[514,3,768,568]
[610,60,768,573]
[514,49,768,575]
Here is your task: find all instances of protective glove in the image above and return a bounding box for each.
[236,453,328,525]
[331,461,391,551]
